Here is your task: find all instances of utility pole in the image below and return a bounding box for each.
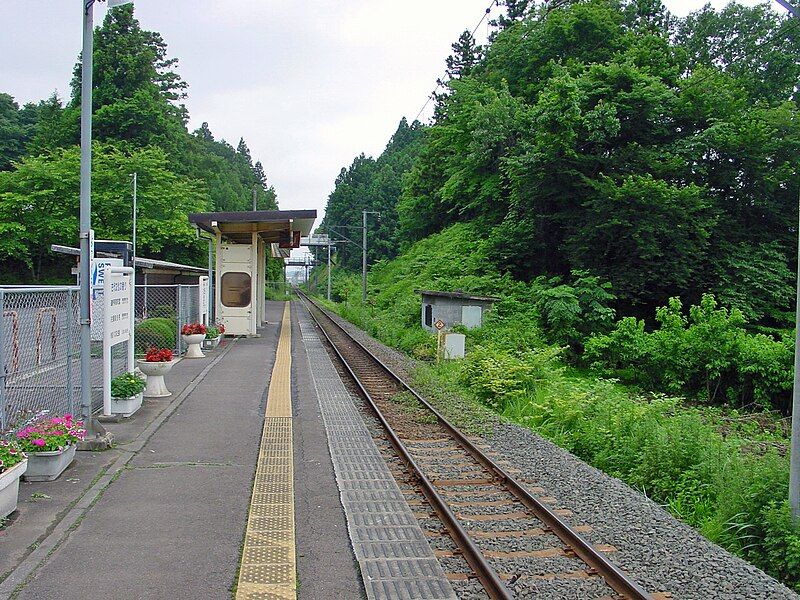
[327,242,332,302]
[362,211,367,303]
[361,210,380,303]
[252,184,258,211]
[776,0,800,522]
[79,0,95,430]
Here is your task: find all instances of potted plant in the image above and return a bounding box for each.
[137,347,177,397]
[110,372,146,417]
[0,439,27,518]
[181,323,207,358]
[16,414,84,482]
[202,326,221,350]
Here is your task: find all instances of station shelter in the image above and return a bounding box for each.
[189,210,316,336]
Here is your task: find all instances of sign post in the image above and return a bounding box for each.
[198,276,210,325]
[102,267,134,416]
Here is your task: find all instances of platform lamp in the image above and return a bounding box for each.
[78,0,134,436]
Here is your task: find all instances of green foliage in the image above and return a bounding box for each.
[532,270,616,351]
[585,294,793,410]
[110,372,146,398]
[134,317,176,354]
[0,4,279,282]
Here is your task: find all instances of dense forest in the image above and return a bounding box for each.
[0,5,277,283]
[321,0,800,324]
[316,0,800,588]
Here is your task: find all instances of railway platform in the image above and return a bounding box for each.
[0,300,373,600]
[1,298,797,600]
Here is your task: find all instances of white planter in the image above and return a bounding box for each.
[0,459,27,519]
[202,335,221,350]
[182,333,206,359]
[111,391,143,417]
[24,445,76,482]
[137,359,177,397]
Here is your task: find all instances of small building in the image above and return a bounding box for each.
[189,210,316,336]
[416,290,499,332]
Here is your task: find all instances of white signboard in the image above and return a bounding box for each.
[198,276,209,325]
[103,268,134,416]
[90,258,123,341]
[104,271,131,345]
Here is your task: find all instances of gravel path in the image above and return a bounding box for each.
[323,304,799,600]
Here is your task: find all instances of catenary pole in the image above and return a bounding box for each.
[79,0,94,428]
[327,242,332,301]
[362,211,367,303]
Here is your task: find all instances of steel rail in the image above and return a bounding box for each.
[299,293,513,599]
[298,291,653,600]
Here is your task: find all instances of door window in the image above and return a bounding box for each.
[221,272,251,308]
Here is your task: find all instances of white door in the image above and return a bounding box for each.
[461,305,482,329]
[217,244,252,335]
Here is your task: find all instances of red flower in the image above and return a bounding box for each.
[145,347,174,362]
[181,323,206,336]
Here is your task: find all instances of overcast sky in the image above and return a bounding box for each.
[1,0,768,230]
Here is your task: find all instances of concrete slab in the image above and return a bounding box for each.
[6,301,287,600]
[292,302,366,600]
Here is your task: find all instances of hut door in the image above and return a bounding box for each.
[218,244,252,335]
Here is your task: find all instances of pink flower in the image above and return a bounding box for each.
[63,414,73,420]
[32,438,46,447]
[51,417,63,425]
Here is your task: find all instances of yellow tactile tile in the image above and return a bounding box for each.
[266,304,293,417]
[236,302,296,600]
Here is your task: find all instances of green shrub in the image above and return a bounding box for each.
[149,304,176,320]
[585,294,793,409]
[135,317,177,353]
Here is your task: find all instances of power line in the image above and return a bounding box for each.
[412,1,500,124]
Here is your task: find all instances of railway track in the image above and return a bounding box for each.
[297,291,654,600]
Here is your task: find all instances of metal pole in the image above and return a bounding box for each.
[208,238,213,322]
[327,243,331,301]
[0,289,6,431]
[791,187,800,521]
[79,0,94,427]
[129,172,137,370]
[362,210,367,303]
[66,290,74,417]
[252,185,257,211]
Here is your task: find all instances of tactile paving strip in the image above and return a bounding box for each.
[236,303,296,600]
[299,308,457,600]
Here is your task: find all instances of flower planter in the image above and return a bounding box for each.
[182,333,206,359]
[111,391,143,417]
[24,445,75,482]
[0,460,27,519]
[202,335,221,350]
[137,359,177,397]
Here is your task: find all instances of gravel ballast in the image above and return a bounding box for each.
[322,303,799,600]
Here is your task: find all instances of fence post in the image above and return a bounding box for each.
[66,290,75,417]
[0,289,6,431]
[176,285,183,354]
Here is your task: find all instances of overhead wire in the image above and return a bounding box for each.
[412,0,500,124]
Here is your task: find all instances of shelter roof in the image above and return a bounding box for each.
[188,210,316,246]
[415,289,500,303]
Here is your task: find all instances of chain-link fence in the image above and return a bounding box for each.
[0,287,80,430]
[134,284,201,355]
[0,283,205,429]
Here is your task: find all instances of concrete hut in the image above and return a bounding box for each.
[416,290,499,332]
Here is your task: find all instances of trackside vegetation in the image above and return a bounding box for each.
[312,0,800,589]
[316,223,800,591]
